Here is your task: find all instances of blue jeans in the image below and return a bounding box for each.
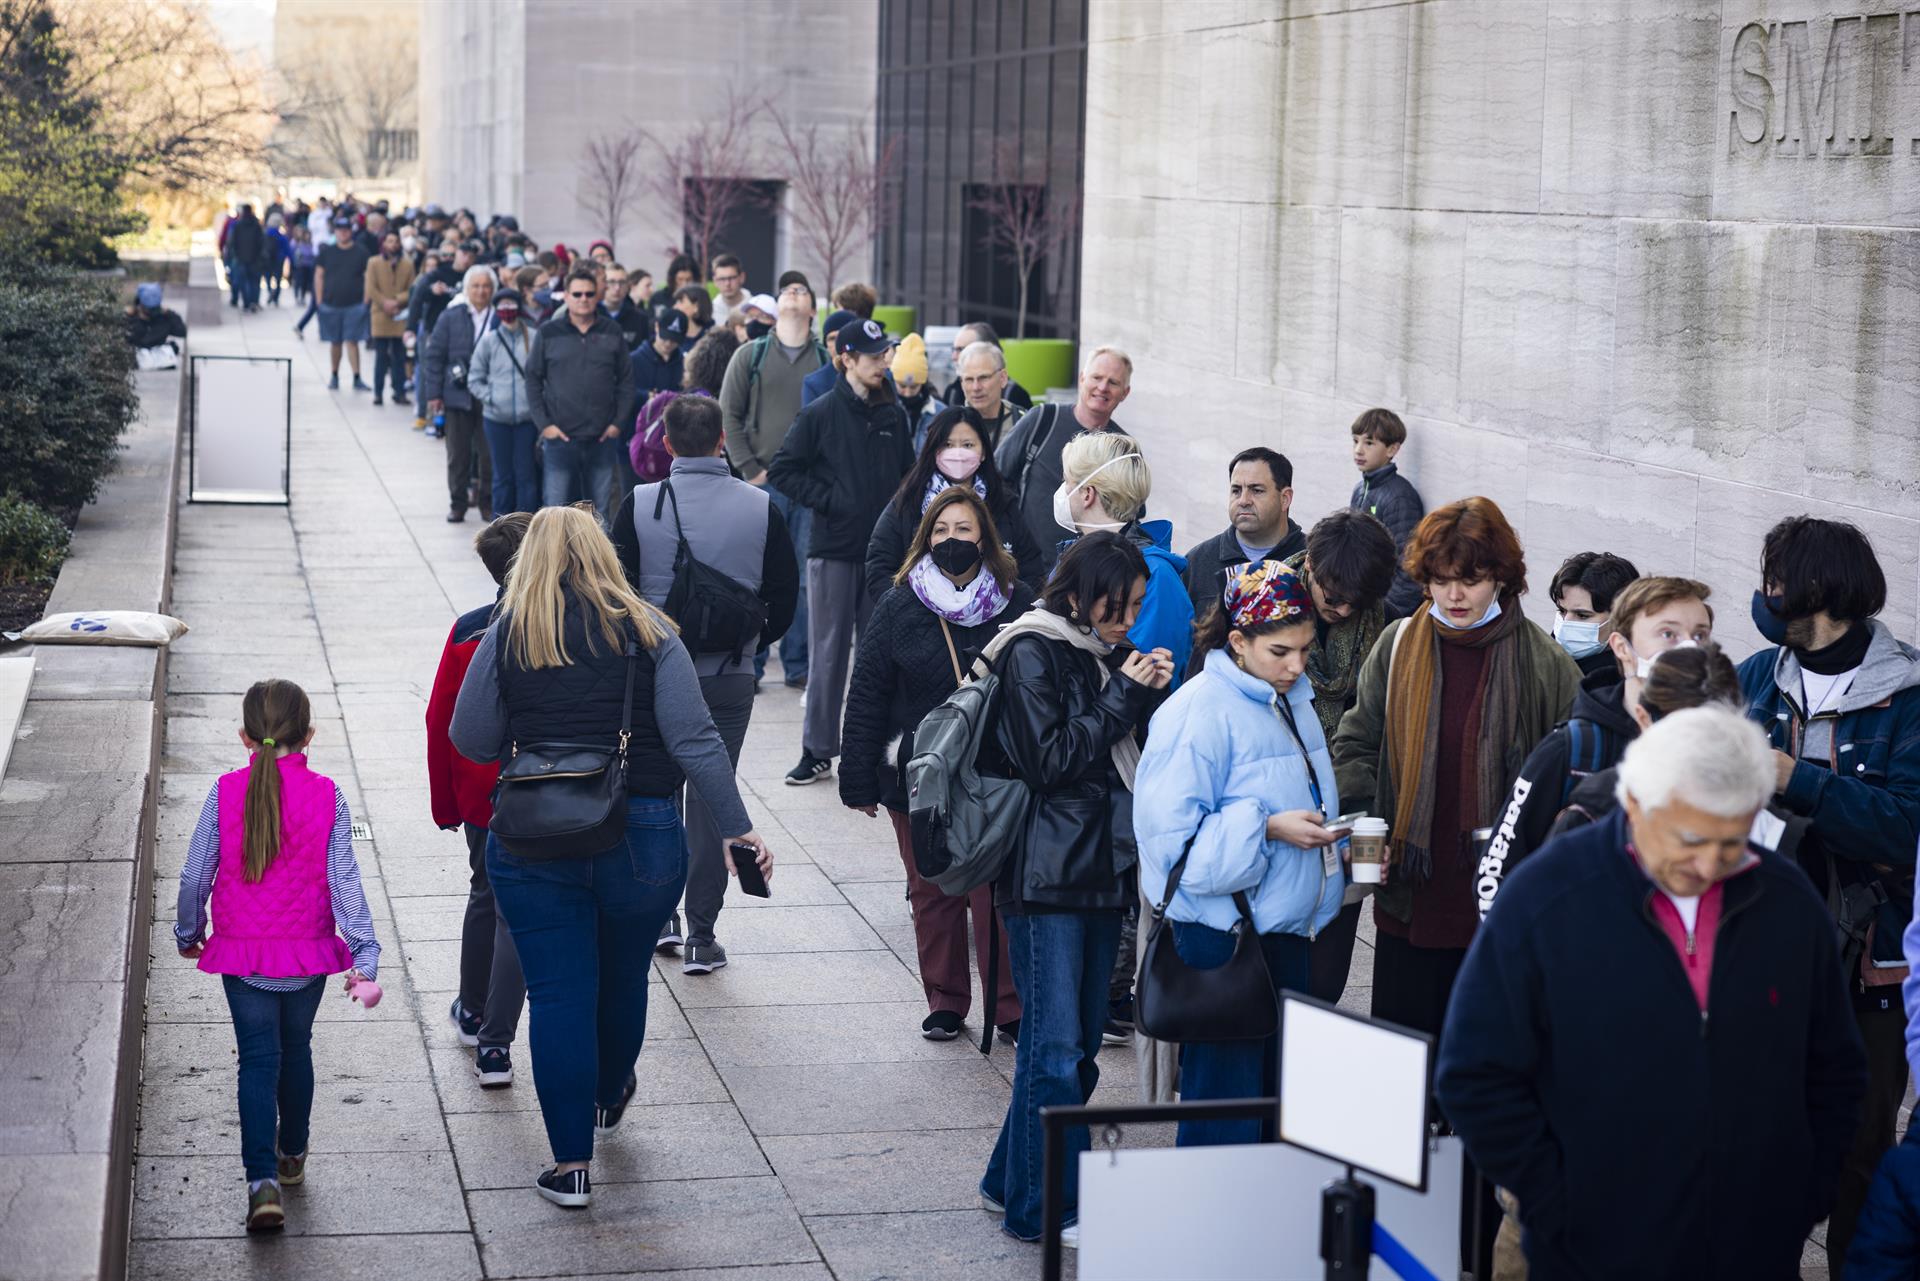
[759,487,809,681]
[485,418,540,514]
[486,797,688,1164]
[540,436,619,524]
[983,909,1122,1240]
[1170,920,1310,1147]
[220,975,326,1182]
[236,267,261,310]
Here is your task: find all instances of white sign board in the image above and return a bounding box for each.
[1077,1137,1463,1280]
[191,356,290,503]
[1279,995,1433,1190]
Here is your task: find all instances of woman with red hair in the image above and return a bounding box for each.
[1331,496,1579,1033]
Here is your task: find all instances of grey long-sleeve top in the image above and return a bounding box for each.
[450,623,753,838]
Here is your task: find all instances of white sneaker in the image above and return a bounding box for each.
[1060,1222,1079,1250]
[980,1190,1005,1216]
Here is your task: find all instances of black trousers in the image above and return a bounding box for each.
[1308,900,1363,1005]
[1371,927,1498,1276]
[444,406,490,514]
[1828,996,1911,1270]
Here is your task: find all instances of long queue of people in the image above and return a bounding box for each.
[188,195,1920,1281]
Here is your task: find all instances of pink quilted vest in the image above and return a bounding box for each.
[199,754,354,978]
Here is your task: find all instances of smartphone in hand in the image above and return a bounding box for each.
[1322,811,1367,835]
[730,841,771,898]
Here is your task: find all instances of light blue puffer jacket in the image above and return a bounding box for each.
[1134,647,1345,937]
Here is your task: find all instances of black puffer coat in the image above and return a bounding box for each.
[838,580,1035,812]
[986,631,1153,914]
[863,485,1046,602]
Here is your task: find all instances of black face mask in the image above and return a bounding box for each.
[930,536,983,576]
[1750,590,1791,647]
[745,320,772,341]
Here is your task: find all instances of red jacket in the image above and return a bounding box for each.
[427,603,500,828]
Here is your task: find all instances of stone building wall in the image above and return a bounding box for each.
[1080,0,1920,648]
[420,0,876,286]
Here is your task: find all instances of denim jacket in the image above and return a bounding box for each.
[1738,621,1920,982]
[1134,648,1345,937]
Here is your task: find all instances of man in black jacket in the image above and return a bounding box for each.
[766,318,914,786]
[527,264,635,522]
[1181,446,1305,618]
[1440,706,1865,1281]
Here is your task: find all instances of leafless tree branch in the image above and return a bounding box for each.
[577,128,645,252]
[967,139,1078,337]
[637,89,767,274]
[771,107,898,301]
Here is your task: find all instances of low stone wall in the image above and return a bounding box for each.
[0,362,184,1281]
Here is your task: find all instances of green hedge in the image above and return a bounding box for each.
[0,264,136,511]
[0,490,68,585]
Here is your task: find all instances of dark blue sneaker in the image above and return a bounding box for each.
[536,1166,590,1208]
[593,1072,638,1136]
[448,998,480,1047]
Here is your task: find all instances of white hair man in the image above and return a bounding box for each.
[927,339,1024,453]
[994,343,1134,575]
[1436,705,1866,1280]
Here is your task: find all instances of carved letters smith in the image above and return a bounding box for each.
[1728,12,1920,156]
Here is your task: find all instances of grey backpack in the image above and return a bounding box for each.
[906,653,1030,898]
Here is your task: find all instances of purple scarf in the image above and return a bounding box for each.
[907,554,1009,628]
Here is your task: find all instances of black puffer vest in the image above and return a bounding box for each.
[496,601,683,797]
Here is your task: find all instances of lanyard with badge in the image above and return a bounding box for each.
[1274,695,1342,878]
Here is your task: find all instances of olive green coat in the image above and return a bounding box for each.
[1329,613,1580,926]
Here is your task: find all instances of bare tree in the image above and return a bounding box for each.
[967,140,1079,337]
[638,89,765,274]
[51,0,271,191]
[577,129,645,251]
[772,109,899,301]
[271,33,416,180]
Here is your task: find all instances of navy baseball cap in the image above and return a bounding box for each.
[836,317,895,357]
[658,311,690,342]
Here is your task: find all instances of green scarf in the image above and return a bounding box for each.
[1284,550,1385,742]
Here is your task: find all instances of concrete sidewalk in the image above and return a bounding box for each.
[135,306,1294,1280]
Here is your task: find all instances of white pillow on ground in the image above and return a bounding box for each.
[10,610,189,646]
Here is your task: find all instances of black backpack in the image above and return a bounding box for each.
[652,480,767,663]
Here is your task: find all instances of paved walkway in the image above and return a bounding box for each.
[135,305,1313,1280]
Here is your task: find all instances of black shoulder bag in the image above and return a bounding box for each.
[1135,840,1278,1043]
[489,637,637,860]
[653,479,768,664]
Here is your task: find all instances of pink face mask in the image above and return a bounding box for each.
[937,447,982,483]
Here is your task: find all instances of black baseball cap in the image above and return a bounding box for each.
[657,311,689,342]
[776,269,812,298]
[330,215,353,229]
[836,317,895,356]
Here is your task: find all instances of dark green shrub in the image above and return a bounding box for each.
[0,491,70,585]
[0,265,138,510]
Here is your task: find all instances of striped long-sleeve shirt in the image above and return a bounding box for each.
[174,783,381,991]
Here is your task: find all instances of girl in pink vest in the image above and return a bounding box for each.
[175,679,381,1233]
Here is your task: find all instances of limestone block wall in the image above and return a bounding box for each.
[1081,0,1920,651]
[421,0,877,287]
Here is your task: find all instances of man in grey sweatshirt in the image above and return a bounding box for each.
[719,270,829,687]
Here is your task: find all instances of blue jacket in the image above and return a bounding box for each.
[1134,649,1344,937]
[1438,810,1865,1281]
[1847,1133,1920,1281]
[800,361,838,410]
[1737,621,1920,991]
[1126,519,1194,685]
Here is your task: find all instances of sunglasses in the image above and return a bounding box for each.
[566,290,596,299]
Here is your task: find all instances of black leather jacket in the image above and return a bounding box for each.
[988,631,1153,914]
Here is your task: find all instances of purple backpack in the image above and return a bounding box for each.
[630,389,686,481]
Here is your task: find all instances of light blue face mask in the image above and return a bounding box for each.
[1553,616,1605,660]
[1429,597,1503,631]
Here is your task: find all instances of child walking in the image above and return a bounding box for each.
[174,678,381,1232]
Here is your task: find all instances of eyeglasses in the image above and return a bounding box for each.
[714,273,742,286]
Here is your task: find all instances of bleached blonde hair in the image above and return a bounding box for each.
[500,506,674,669]
[1061,431,1152,525]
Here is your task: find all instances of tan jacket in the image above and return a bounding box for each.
[365,255,417,338]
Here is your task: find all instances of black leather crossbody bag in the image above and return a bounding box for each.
[489,639,637,860]
[1134,840,1278,1043]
